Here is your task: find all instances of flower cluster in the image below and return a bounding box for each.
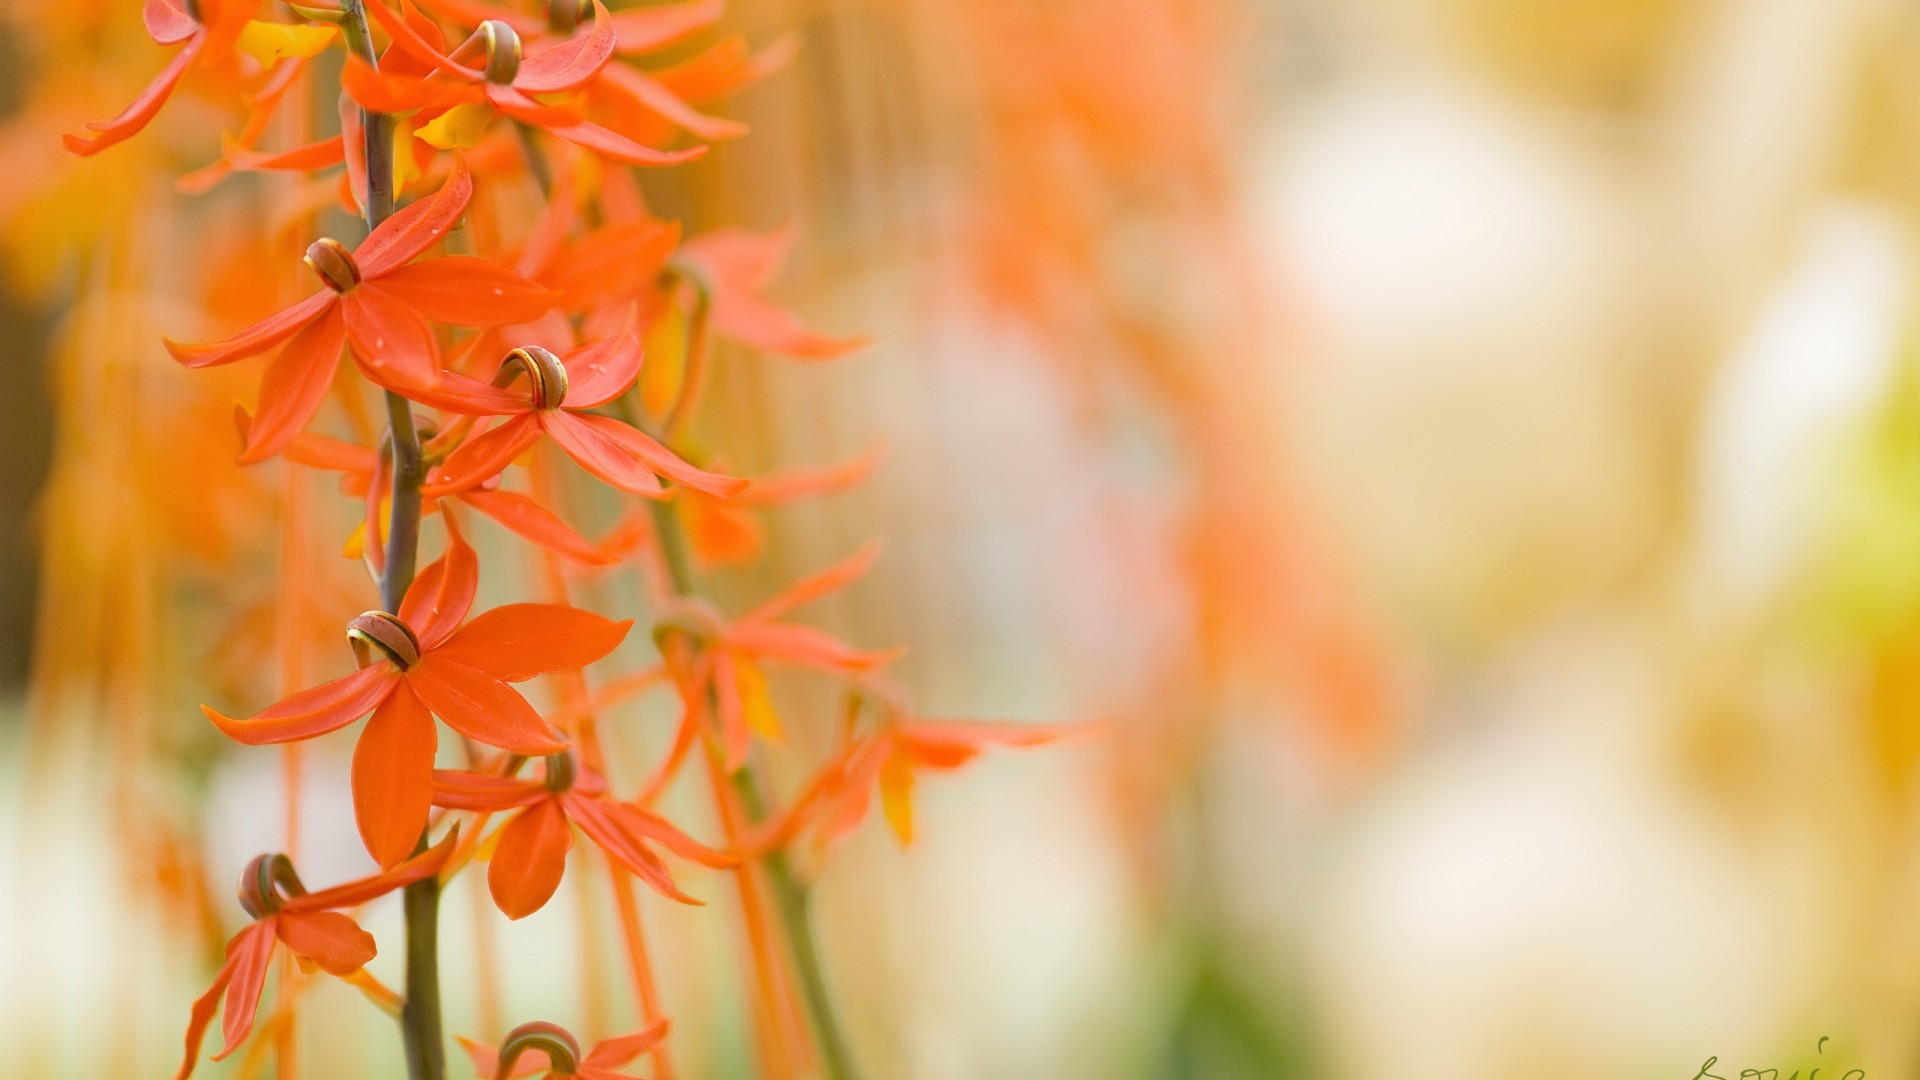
[71,2,1076,1077]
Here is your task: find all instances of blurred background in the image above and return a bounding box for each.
[9,0,1920,1077]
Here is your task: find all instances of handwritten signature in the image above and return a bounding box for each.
[1691,1036,1865,1079]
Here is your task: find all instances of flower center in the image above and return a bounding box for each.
[303,237,362,293]
[497,1022,582,1077]
[547,0,591,35]
[481,20,523,85]
[346,610,422,669]
[237,853,307,919]
[542,751,576,792]
[499,345,570,410]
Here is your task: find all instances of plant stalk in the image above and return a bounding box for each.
[340,4,442,1078]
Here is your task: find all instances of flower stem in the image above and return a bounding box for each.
[642,491,863,1080]
[339,5,442,1079]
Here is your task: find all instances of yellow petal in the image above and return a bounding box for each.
[237,21,337,67]
[641,307,688,415]
[417,103,495,151]
[342,520,366,560]
[391,117,422,192]
[879,751,916,845]
[734,658,783,741]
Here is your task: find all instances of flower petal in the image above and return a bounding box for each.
[558,332,644,409]
[426,413,540,497]
[512,0,616,93]
[202,665,400,745]
[407,656,568,754]
[542,409,744,497]
[164,290,334,369]
[435,603,632,682]
[352,680,439,869]
[547,220,679,312]
[212,920,279,1060]
[375,257,559,327]
[594,60,747,141]
[401,370,532,417]
[487,798,573,919]
[609,0,723,55]
[459,488,614,565]
[342,283,443,388]
[399,512,479,649]
[583,1021,670,1069]
[239,307,347,464]
[565,794,701,904]
[64,36,203,156]
[739,539,881,624]
[288,829,460,911]
[144,0,198,45]
[275,911,376,975]
[355,155,474,278]
[431,769,548,811]
[724,622,902,672]
[173,935,244,1080]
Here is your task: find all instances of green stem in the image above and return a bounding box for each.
[624,402,861,1080]
[339,5,442,1079]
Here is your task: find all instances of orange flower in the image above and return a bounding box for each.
[459,1019,668,1080]
[202,517,630,868]
[165,157,559,462]
[434,752,734,918]
[678,225,870,359]
[254,418,614,565]
[63,0,251,156]
[175,835,456,1080]
[426,336,745,499]
[659,542,901,771]
[806,685,1088,847]
[347,1,705,167]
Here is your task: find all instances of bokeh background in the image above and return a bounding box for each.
[8,0,1920,1077]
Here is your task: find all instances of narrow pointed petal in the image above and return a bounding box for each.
[174,941,243,1080]
[402,370,531,417]
[583,1022,671,1069]
[566,795,701,904]
[548,221,679,311]
[431,769,547,811]
[459,488,614,565]
[165,290,334,369]
[725,622,902,672]
[355,156,474,277]
[436,603,631,682]
[606,798,737,869]
[545,117,710,167]
[64,37,202,156]
[488,798,573,919]
[289,830,460,911]
[740,540,881,623]
[426,413,540,497]
[732,442,886,506]
[239,308,347,464]
[352,681,439,869]
[277,428,375,475]
[609,0,724,54]
[399,512,478,649]
[275,911,376,975]
[203,665,400,745]
[708,648,751,771]
[595,61,747,141]
[342,284,443,388]
[363,0,486,81]
[556,333,644,408]
[512,1,616,93]
[542,409,744,497]
[878,749,915,844]
[212,921,279,1060]
[407,657,568,754]
[710,288,870,359]
[222,133,346,172]
[375,258,560,326]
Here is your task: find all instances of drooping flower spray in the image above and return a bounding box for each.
[61,1,1079,1077]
